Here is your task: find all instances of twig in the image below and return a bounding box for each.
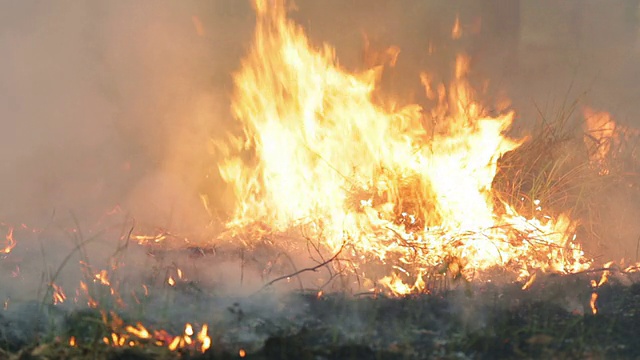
[259,243,346,291]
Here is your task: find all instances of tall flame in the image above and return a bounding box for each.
[217,0,589,293]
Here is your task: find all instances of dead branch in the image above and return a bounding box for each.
[259,243,346,291]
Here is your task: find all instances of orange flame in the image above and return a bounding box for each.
[79,281,99,308]
[51,283,66,304]
[126,323,151,339]
[583,107,618,175]
[94,270,111,286]
[1,227,16,254]
[590,292,598,315]
[451,15,462,39]
[198,324,211,353]
[216,0,589,294]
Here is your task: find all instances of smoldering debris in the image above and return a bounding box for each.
[2,272,640,358]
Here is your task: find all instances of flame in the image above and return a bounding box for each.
[521,272,537,290]
[451,15,462,39]
[590,292,598,315]
[168,336,182,351]
[103,320,210,353]
[217,0,589,294]
[94,270,111,286]
[588,262,615,315]
[79,281,99,308]
[583,107,618,175]
[1,226,16,254]
[198,324,211,353]
[596,261,613,287]
[51,283,66,304]
[126,323,151,339]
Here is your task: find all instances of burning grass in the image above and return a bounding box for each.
[211,0,602,296]
[3,266,640,359]
[3,0,640,359]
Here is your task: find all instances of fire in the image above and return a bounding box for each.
[451,15,462,39]
[98,318,211,354]
[1,226,16,255]
[94,270,111,286]
[51,283,67,304]
[583,106,618,175]
[197,324,211,353]
[590,292,599,315]
[79,281,99,308]
[217,0,590,294]
[125,323,151,339]
[588,261,614,315]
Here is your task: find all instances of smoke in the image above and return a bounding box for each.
[1,4,640,356]
[0,0,257,309]
[0,0,640,301]
[0,0,251,231]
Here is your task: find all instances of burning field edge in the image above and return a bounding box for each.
[2,271,640,359]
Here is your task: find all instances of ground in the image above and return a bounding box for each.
[1,270,639,360]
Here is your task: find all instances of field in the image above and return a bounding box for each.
[3,2,640,359]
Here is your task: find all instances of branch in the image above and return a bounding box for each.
[259,243,346,291]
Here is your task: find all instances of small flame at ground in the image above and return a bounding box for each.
[590,292,599,314]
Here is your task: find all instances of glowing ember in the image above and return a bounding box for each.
[215,0,590,294]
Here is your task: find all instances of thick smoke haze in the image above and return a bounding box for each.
[0,1,253,232]
[0,0,640,290]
